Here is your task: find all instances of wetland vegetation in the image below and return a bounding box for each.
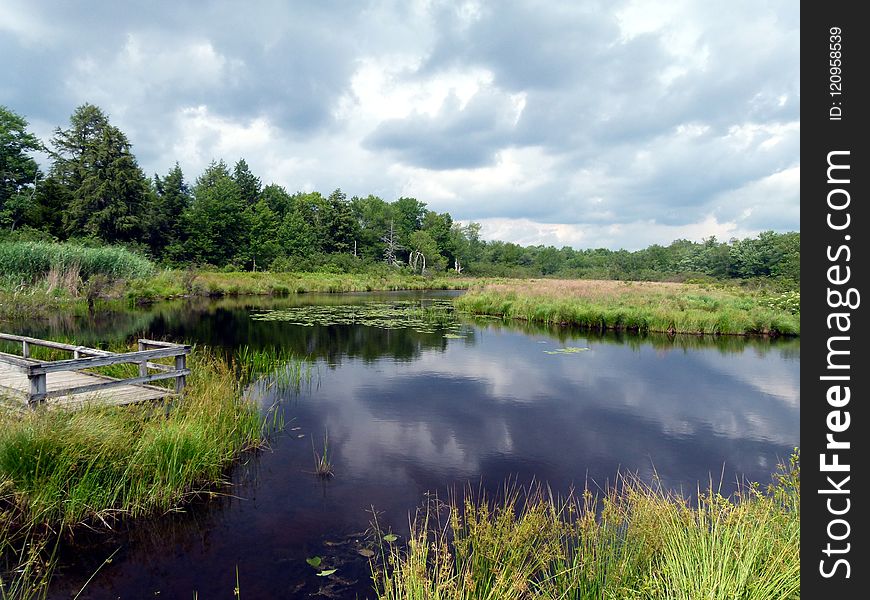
[374,452,800,600]
[0,290,800,598]
[0,345,309,597]
[0,101,802,597]
[455,279,800,336]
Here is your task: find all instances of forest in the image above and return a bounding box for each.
[2,104,799,284]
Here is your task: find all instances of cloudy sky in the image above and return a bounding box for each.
[1,0,799,250]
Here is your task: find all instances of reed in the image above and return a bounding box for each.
[373,452,800,599]
[311,431,334,478]
[233,345,314,392]
[0,242,153,283]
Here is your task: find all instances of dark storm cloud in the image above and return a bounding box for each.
[1,0,799,248]
[364,88,521,169]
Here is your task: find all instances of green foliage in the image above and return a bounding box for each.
[146,163,190,260]
[0,241,153,282]
[760,291,800,315]
[50,104,149,243]
[455,280,800,336]
[0,347,267,529]
[183,161,249,266]
[0,106,44,232]
[2,102,800,282]
[373,472,800,600]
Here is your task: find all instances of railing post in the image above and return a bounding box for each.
[28,372,46,406]
[175,353,186,395]
[22,340,30,358]
[138,340,147,377]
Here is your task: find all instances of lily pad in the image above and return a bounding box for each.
[252,300,457,333]
[383,533,398,543]
[543,347,590,355]
[317,569,337,577]
[305,556,322,568]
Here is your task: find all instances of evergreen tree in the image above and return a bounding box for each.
[147,163,190,259]
[1,106,44,230]
[50,104,148,242]
[322,188,359,254]
[247,198,281,269]
[183,160,248,266]
[232,158,262,206]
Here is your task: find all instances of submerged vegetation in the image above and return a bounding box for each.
[455,279,800,336]
[374,452,800,600]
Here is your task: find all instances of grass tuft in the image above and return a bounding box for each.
[373,452,801,599]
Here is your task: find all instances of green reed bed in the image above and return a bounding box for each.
[0,242,153,283]
[233,345,315,392]
[0,345,309,596]
[373,453,800,600]
[454,279,800,336]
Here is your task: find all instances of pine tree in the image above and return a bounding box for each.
[51,104,149,242]
[183,160,248,266]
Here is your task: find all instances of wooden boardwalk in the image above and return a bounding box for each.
[0,334,190,412]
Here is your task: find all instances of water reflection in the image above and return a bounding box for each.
[9,292,799,599]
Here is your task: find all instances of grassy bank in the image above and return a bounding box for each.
[0,345,303,597]
[0,267,482,322]
[455,279,800,336]
[374,453,800,600]
[127,269,478,301]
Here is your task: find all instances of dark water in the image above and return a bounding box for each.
[10,292,800,599]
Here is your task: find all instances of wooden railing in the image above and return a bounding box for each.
[0,333,190,406]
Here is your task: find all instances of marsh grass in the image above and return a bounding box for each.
[0,242,153,283]
[126,270,477,302]
[455,279,800,336]
[311,431,334,478]
[233,345,314,393]
[0,344,288,597]
[373,454,800,600]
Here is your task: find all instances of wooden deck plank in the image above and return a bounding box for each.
[0,361,175,410]
[0,336,188,411]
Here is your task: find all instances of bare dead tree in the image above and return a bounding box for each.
[381,220,404,266]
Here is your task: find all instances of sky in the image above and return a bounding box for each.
[0,0,799,250]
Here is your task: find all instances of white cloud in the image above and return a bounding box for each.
[475,214,758,250]
[1,0,799,250]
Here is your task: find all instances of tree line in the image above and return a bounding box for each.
[2,104,798,283]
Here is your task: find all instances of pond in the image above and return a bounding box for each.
[11,291,800,599]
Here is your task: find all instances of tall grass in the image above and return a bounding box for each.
[0,242,154,284]
[455,279,800,336]
[233,345,315,392]
[0,343,310,596]
[373,453,800,599]
[0,349,265,529]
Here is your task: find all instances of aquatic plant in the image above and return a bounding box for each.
[0,242,154,283]
[251,299,463,335]
[372,460,800,599]
[311,431,334,479]
[0,347,268,529]
[233,345,314,392]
